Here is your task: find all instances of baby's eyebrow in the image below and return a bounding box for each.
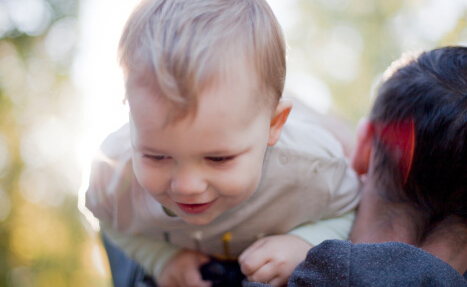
[203,146,252,156]
[134,143,166,154]
[203,150,234,156]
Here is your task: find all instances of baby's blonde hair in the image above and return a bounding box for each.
[118,0,286,121]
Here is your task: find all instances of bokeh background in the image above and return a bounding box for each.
[0,0,466,286]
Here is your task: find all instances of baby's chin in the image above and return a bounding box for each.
[178,213,219,226]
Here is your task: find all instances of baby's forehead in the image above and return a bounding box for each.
[128,74,269,137]
[126,57,270,116]
[119,0,286,120]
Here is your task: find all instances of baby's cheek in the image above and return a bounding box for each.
[142,177,167,196]
[135,165,167,196]
[217,168,261,199]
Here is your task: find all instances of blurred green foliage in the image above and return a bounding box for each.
[0,0,465,287]
[284,0,467,124]
[0,0,110,286]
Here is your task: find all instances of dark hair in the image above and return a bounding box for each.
[369,46,467,243]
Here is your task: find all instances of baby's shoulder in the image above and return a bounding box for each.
[85,123,138,222]
[98,123,132,160]
[89,123,133,182]
[278,111,345,161]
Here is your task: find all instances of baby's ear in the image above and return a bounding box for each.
[351,118,373,175]
[268,100,293,146]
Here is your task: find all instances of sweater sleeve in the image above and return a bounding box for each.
[287,211,355,246]
[100,220,181,284]
[83,125,183,283]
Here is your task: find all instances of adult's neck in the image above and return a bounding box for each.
[350,181,467,275]
[349,183,417,245]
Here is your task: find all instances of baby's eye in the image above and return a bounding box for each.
[206,156,235,163]
[143,155,170,161]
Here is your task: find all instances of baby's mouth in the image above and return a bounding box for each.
[176,200,216,214]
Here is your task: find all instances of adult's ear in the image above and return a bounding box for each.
[268,100,293,146]
[351,118,374,175]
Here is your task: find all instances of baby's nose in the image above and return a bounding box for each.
[170,168,207,195]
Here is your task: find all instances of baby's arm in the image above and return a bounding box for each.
[238,211,355,287]
[287,210,355,245]
[100,221,211,287]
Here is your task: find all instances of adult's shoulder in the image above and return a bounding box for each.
[288,240,467,287]
[348,241,467,287]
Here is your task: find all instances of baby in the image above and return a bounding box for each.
[84,0,361,286]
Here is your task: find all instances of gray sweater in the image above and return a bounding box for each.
[244,240,467,287]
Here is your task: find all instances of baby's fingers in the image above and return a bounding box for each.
[238,239,269,275]
[238,251,267,277]
[244,260,273,282]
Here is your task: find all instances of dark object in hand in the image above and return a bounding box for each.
[200,259,245,287]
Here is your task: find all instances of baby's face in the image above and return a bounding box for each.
[127,73,274,225]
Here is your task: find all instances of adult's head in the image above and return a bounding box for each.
[351,46,467,273]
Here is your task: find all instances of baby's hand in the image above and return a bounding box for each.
[158,249,212,287]
[238,234,312,287]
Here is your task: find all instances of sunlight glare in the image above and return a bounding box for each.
[73,0,138,172]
